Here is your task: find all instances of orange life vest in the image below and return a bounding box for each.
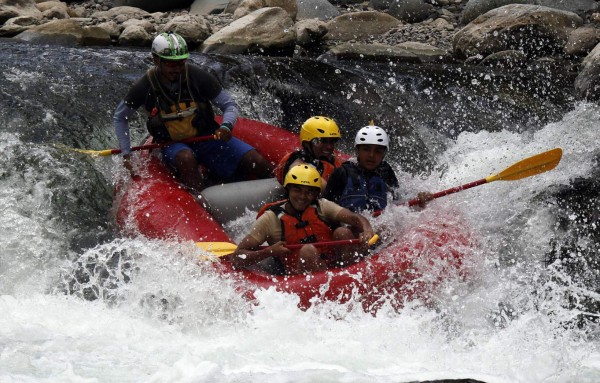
[259,200,333,245]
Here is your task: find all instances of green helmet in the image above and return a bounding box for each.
[151,32,189,60]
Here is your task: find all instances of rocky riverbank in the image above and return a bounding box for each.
[2,0,600,100]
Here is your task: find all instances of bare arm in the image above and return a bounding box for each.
[227,235,290,269]
[336,208,375,243]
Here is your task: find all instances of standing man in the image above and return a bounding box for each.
[114,32,272,191]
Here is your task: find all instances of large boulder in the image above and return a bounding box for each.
[453,4,583,59]
[534,0,599,19]
[0,0,42,24]
[224,0,243,13]
[387,0,434,23]
[0,15,40,37]
[395,41,452,62]
[14,18,111,46]
[295,18,327,46]
[323,42,420,62]
[233,0,297,20]
[325,11,401,41]
[575,42,600,100]
[190,0,230,15]
[118,23,152,46]
[461,0,527,24]
[564,26,600,56]
[200,7,295,54]
[157,14,211,47]
[296,0,339,20]
[90,6,151,21]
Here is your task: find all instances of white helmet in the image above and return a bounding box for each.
[354,125,389,149]
[151,32,189,60]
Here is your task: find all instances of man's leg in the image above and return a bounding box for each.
[237,149,274,179]
[173,148,206,192]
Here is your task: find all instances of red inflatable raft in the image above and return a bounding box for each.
[114,117,475,313]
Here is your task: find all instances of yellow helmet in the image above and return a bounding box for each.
[283,164,322,189]
[299,116,341,143]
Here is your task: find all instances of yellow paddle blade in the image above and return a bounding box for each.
[52,143,116,157]
[71,148,115,156]
[485,148,562,182]
[195,242,238,258]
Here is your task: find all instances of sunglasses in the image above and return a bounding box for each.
[161,59,187,68]
[311,138,338,145]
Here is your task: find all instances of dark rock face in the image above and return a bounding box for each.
[545,156,600,328]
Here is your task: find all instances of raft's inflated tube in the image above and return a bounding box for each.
[201,178,284,223]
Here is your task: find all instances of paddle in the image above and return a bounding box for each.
[70,135,215,156]
[196,235,380,258]
[405,147,563,207]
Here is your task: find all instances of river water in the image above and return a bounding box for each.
[1,40,599,382]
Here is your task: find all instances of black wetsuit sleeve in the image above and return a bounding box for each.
[323,166,347,204]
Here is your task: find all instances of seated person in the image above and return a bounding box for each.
[114,32,272,192]
[275,116,343,190]
[228,164,375,275]
[324,124,432,213]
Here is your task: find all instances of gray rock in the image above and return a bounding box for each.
[325,11,401,41]
[324,42,420,62]
[461,0,526,25]
[224,0,243,13]
[370,0,393,10]
[575,42,600,100]
[534,0,599,19]
[453,4,583,59]
[395,41,451,61]
[190,0,230,15]
[0,15,39,37]
[479,49,529,67]
[41,7,70,20]
[327,0,363,4]
[14,18,111,45]
[200,7,295,54]
[0,0,43,24]
[297,0,340,20]
[158,14,212,47]
[295,18,327,45]
[112,0,194,12]
[118,23,152,46]
[387,0,433,23]
[564,26,600,56]
[90,6,151,20]
[233,0,297,21]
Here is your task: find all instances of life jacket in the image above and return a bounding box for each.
[259,200,333,245]
[338,162,388,212]
[146,66,218,142]
[275,150,341,185]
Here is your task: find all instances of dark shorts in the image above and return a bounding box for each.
[161,137,254,181]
